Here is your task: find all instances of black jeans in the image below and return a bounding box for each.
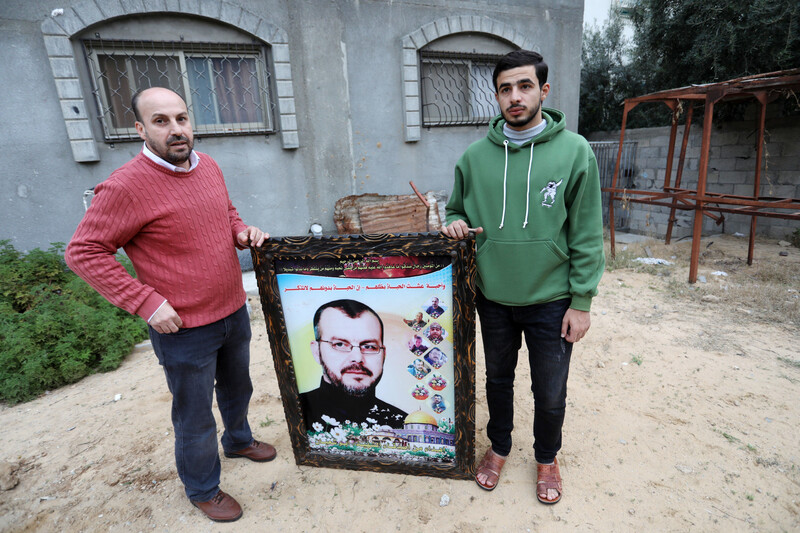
[476,291,572,463]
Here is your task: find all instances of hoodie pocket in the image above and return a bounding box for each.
[476,239,569,305]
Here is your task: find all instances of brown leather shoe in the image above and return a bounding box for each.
[191,490,243,522]
[224,439,277,462]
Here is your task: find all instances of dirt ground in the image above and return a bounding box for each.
[1,234,798,533]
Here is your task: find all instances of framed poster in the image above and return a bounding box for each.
[251,233,476,479]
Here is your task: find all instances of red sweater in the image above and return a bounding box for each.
[66,151,249,328]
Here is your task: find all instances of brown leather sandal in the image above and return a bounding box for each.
[475,448,506,491]
[536,457,562,504]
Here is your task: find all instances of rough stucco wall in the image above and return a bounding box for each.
[0,0,584,251]
[588,114,800,241]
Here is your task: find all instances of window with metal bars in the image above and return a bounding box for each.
[83,40,275,141]
[420,52,502,127]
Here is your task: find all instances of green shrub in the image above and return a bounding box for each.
[0,240,148,404]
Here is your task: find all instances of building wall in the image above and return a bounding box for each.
[0,0,584,252]
[588,113,800,241]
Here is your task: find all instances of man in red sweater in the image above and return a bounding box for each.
[66,87,275,523]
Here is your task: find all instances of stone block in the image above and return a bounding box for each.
[405,126,420,142]
[406,111,420,127]
[99,0,127,19]
[279,114,296,131]
[405,96,419,112]
[57,9,85,35]
[238,10,261,36]
[274,62,292,80]
[434,18,450,37]
[70,139,100,162]
[459,15,474,32]
[65,119,93,140]
[404,81,418,97]
[409,29,426,49]
[276,80,294,98]
[43,35,73,56]
[55,79,84,99]
[198,0,221,19]
[49,57,78,78]
[281,130,299,149]
[403,66,418,82]
[272,44,290,63]
[40,16,67,36]
[61,99,89,120]
[219,2,243,27]
[421,22,438,43]
[277,97,295,115]
[448,16,461,34]
[73,1,107,27]
[120,0,147,15]
[403,48,416,66]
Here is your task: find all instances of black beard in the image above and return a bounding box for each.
[504,100,541,129]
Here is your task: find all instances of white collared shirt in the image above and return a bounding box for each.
[142,142,200,172]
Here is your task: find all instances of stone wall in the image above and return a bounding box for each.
[588,112,800,241]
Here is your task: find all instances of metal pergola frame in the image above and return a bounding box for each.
[605,68,800,282]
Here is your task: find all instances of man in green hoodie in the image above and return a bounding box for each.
[442,50,604,504]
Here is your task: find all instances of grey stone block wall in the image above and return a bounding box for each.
[590,114,799,241]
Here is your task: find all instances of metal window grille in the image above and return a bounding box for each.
[420,51,501,127]
[83,40,275,141]
[590,141,638,228]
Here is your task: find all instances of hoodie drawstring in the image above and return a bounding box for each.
[499,141,535,230]
[499,140,509,229]
[523,143,535,228]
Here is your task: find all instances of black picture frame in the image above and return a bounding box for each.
[251,232,476,479]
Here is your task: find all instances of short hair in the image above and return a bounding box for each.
[313,299,384,343]
[492,50,548,91]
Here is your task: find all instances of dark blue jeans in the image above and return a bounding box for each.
[149,304,254,502]
[476,291,572,463]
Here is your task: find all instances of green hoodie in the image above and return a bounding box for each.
[446,109,604,311]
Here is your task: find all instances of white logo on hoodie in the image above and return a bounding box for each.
[540,179,563,207]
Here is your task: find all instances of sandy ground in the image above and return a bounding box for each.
[1,234,799,533]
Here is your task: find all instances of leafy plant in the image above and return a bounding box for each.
[0,240,148,404]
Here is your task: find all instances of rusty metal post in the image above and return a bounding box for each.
[749,92,769,265]
[663,100,679,189]
[665,104,694,244]
[689,92,722,283]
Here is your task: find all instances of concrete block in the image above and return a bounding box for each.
[406,111,420,127]
[73,0,108,27]
[448,16,462,34]
[480,17,493,34]
[760,184,795,198]
[66,119,94,140]
[709,157,738,172]
[405,126,420,142]
[70,139,100,162]
[732,184,752,196]
[274,62,292,80]
[268,25,288,45]
[766,156,800,172]
[120,0,147,15]
[55,78,84,99]
[421,22,438,43]
[764,142,782,157]
[276,80,294,98]
[40,16,67,36]
[61,99,89,120]
[277,97,295,115]
[713,183,734,195]
[238,10,261,36]
[459,15,474,32]
[774,170,797,185]
[279,114,296,131]
[434,18,450,37]
[403,66,418,82]
[721,144,752,159]
[57,9,86,36]
[409,29,426,49]
[715,130,741,146]
[198,0,221,19]
[43,35,73,57]
[780,138,800,156]
[715,170,749,185]
[402,36,414,49]
[272,44,290,63]
[49,57,78,78]
[404,81,419,97]
[734,157,757,171]
[142,0,167,12]
[219,2,243,27]
[99,0,127,19]
[406,96,419,112]
[403,48,417,66]
[281,130,299,149]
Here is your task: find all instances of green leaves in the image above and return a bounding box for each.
[0,242,148,404]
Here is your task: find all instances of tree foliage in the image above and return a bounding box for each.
[580,0,800,134]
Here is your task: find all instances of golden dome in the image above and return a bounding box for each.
[404,410,437,425]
